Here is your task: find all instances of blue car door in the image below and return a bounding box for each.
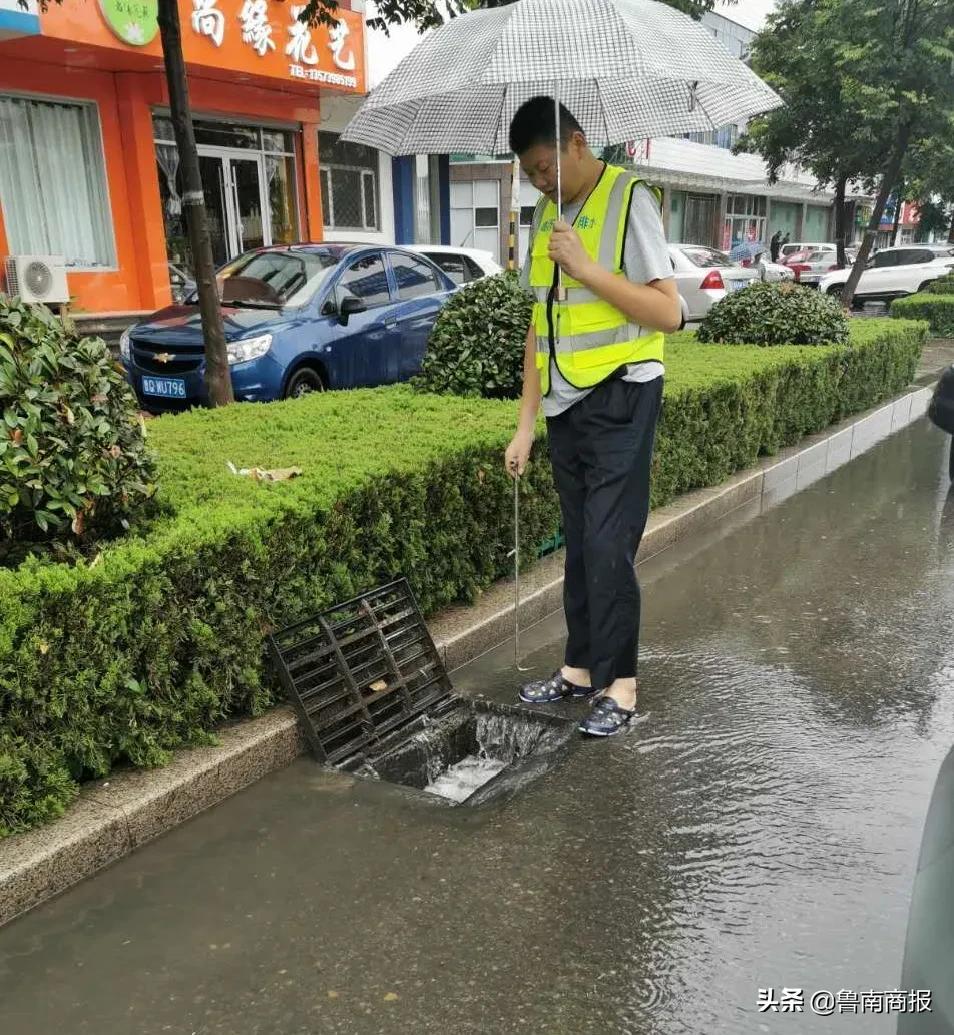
[386,251,451,380]
[321,252,399,387]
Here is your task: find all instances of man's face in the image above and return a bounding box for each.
[519,132,588,205]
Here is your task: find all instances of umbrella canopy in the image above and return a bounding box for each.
[342,0,781,155]
[729,240,767,262]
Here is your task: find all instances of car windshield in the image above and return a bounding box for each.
[681,247,733,269]
[215,250,339,308]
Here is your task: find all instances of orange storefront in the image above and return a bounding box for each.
[0,0,366,316]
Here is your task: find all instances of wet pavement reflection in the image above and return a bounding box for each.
[2,422,954,1035]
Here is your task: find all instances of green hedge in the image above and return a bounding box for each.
[891,293,954,337]
[0,319,925,836]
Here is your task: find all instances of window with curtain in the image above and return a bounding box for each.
[0,95,115,268]
[318,131,380,231]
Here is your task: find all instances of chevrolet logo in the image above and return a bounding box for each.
[154,353,174,364]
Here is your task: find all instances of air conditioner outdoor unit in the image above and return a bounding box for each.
[4,255,69,306]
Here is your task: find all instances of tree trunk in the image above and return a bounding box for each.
[948,204,954,244]
[842,124,912,309]
[891,179,904,246]
[834,175,848,269]
[157,0,233,407]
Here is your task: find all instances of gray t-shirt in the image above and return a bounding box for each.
[520,182,672,418]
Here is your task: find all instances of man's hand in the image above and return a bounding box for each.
[505,429,533,479]
[548,220,593,282]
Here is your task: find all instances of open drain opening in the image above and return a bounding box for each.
[269,578,574,806]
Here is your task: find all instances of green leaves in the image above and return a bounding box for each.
[0,297,158,566]
[697,283,851,348]
[413,272,532,400]
[740,0,954,206]
[891,293,954,336]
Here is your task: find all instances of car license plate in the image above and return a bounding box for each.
[729,280,748,292]
[141,376,187,399]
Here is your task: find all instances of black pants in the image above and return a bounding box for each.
[546,376,663,691]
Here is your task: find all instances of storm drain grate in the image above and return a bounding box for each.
[268,578,454,765]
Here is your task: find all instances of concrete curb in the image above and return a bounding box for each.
[0,378,941,928]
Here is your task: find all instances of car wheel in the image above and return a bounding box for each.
[284,366,325,399]
[827,285,845,300]
[919,282,936,294]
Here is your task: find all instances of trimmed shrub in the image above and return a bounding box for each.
[0,300,157,566]
[413,272,532,399]
[697,281,850,347]
[891,294,954,337]
[925,273,954,295]
[0,320,925,836]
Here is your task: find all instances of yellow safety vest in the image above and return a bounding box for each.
[528,164,665,396]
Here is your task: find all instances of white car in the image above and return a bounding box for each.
[669,244,759,322]
[756,257,796,283]
[819,244,954,304]
[779,241,836,261]
[408,245,502,286]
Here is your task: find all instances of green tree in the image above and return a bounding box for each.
[314,0,738,33]
[904,131,954,243]
[736,0,884,270]
[740,0,954,307]
[835,0,954,306]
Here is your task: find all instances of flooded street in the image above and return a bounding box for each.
[2,421,954,1035]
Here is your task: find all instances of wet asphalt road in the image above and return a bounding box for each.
[2,421,954,1035]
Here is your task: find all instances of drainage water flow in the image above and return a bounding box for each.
[423,755,507,803]
[421,710,566,803]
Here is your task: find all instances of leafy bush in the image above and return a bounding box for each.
[414,271,532,399]
[891,293,954,337]
[697,281,850,347]
[0,320,924,836]
[0,300,157,566]
[925,273,954,295]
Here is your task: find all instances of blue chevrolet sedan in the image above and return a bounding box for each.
[120,244,456,410]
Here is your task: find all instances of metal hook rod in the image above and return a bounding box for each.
[509,470,531,672]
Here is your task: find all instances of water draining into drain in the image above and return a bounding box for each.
[268,578,576,807]
[350,699,575,806]
[423,756,508,803]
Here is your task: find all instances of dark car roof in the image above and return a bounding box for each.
[249,242,431,259]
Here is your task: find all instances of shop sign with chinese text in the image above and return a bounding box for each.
[39,0,366,92]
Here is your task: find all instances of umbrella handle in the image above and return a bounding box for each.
[553,88,567,304]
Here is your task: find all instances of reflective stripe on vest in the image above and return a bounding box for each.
[528,164,665,395]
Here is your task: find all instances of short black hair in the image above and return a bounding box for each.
[509,97,584,156]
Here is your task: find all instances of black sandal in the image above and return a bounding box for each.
[519,670,599,704]
[578,696,636,737]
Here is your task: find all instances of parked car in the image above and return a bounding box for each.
[755,256,796,283]
[408,244,502,285]
[668,243,759,322]
[121,244,456,411]
[779,241,836,261]
[819,244,954,304]
[784,248,842,287]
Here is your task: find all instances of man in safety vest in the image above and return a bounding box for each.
[504,97,681,738]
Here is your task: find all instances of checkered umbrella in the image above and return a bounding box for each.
[341,0,781,155]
